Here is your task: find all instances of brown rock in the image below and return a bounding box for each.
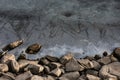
[0,64,8,72]
[77,75,87,80]
[24,64,44,75]
[44,75,55,80]
[92,60,101,70]
[60,71,80,80]
[48,62,62,70]
[44,66,50,74]
[0,77,10,80]
[45,55,59,62]
[39,57,50,65]
[65,58,84,72]
[1,54,15,64]
[18,59,38,71]
[60,53,73,64]
[110,55,118,62]
[29,75,44,80]
[0,72,15,80]
[86,74,101,80]
[10,60,19,73]
[77,59,94,69]
[15,71,33,80]
[50,68,62,77]
[113,48,120,60]
[97,56,111,65]
[2,40,23,51]
[25,43,42,54]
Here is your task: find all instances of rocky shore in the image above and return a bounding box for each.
[0,40,120,80]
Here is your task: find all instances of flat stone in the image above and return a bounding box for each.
[50,68,62,77]
[77,59,94,69]
[0,64,8,72]
[10,60,19,73]
[25,43,42,54]
[60,53,73,64]
[60,71,80,80]
[65,58,84,72]
[15,71,33,80]
[86,74,101,80]
[24,64,44,75]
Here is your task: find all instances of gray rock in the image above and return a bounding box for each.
[86,70,98,76]
[77,59,94,69]
[77,75,87,80]
[113,48,120,60]
[86,74,101,80]
[15,71,33,80]
[44,66,50,74]
[60,71,80,80]
[60,53,73,64]
[65,58,84,72]
[0,64,8,72]
[0,72,15,80]
[10,60,19,73]
[50,68,62,77]
[24,64,44,75]
[39,57,50,65]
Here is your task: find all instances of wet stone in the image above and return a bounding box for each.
[25,43,42,54]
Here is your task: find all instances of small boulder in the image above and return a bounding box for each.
[1,54,15,64]
[60,53,73,64]
[97,56,111,65]
[44,66,50,74]
[60,71,80,80]
[0,64,8,72]
[77,59,94,69]
[86,74,101,80]
[45,55,59,62]
[39,57,50,65]
[113,48,120,61]
[2,40,23,51]
[50,68,62,77]
[25,43,42,54]
[15,71,33,80]
[65,58,84,72]
[92,60,101,70]
[29,75,44,80]
[86,70,98,76]
[24,64,44,75]
[48,62,62,70]
[10,60,19,73]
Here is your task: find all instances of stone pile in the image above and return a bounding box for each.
[0,40,120,80]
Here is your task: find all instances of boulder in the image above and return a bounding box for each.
[39,57,50,65]
[45,55,59,62]
[86,70,98,76]
[15,71,33,80]
[50,68,62,77]
[29,75,44,80]
[9,60,19,73]
[60,71,80,80]
[2,40,23,51]
[48,62,62,70]
[25,43,42,54]
[97,56,111,65]
[18,59,38,71]
[24,64,44,75]
[1,54,15,64]
[65,58,84,72]
[92,60,101,70]
[0,64,8,72]
[60,53,73,64]
[77,59,94,69]
[86,74,101,80]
